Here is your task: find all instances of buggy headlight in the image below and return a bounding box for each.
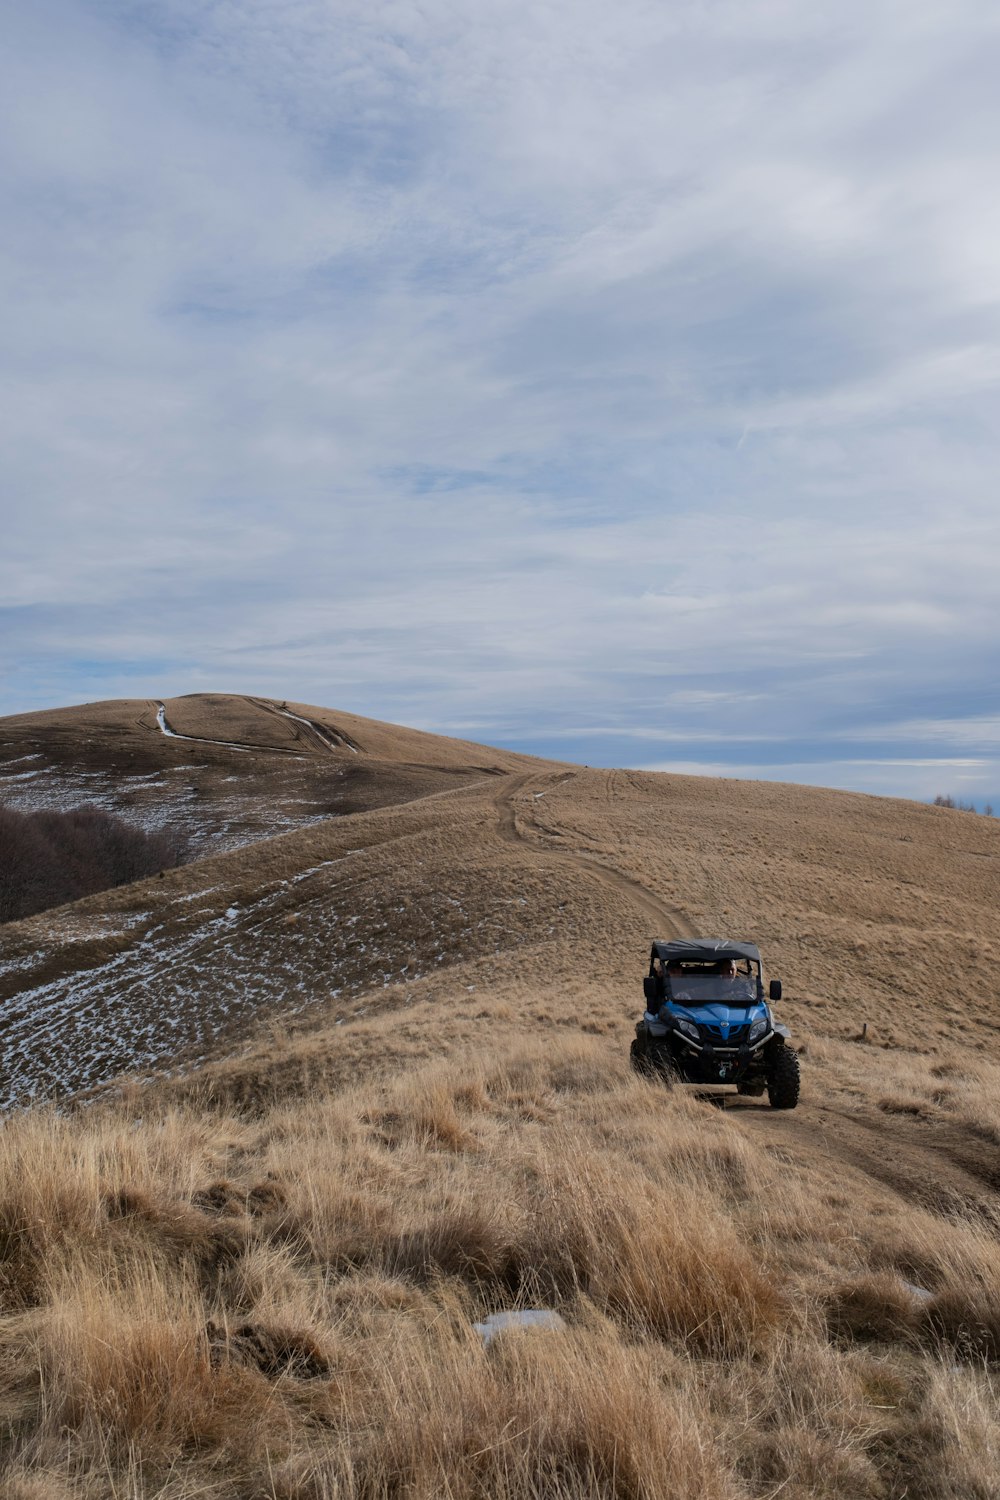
[748,1018,769,1043]
[674,1018,699,1042]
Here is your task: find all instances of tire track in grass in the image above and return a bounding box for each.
[737,1089,1000,1224]
[250,697,361,755]
[494,774,696,940]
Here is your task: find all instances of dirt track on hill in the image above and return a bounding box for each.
[748,1093,1000,1223]
[494,773,696,939]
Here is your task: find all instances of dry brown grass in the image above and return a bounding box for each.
[3,698,1000,1495]
[0,1040,998,1497]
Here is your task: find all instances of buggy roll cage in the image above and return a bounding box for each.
[645,938,781,1007]
[648,938,762,974]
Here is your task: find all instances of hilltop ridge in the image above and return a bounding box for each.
[0,692,544,860]
[0,692,538,769]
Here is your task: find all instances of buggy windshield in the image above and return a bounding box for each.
[667,974,758,1005]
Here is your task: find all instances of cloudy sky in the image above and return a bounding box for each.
[3,0,999,804]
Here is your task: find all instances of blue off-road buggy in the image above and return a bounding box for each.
[630,938,800,1108]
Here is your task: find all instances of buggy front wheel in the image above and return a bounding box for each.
[630,1038,656,1078]
[766,1047,800,1109]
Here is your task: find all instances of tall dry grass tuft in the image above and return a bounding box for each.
[37,1274,279,1464]
[923,1287,1000,1362]
[512,1149,786,1356]
[344,1320,736,1500]
[264,1051,785,1355]
[0,1112,103,1310]
[864,1206,1000,1364]
[909,1363,1000,1498]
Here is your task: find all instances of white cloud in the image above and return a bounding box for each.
[2,0,999,799]
[639,758,999,803]
[846,717,1000,750]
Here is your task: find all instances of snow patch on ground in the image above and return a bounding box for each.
[156,703,254,753]
[0,759,328,857]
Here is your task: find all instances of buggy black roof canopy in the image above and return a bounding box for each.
[651,938,762,964]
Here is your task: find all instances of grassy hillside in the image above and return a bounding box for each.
[1,697,999,1497]
[0,693,535,860]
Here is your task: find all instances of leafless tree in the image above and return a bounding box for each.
[0,805,187,924]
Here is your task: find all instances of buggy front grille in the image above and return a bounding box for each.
[698,1022,750,1047]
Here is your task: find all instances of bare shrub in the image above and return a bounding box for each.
[931,794,993,814]
[0,804,187,924]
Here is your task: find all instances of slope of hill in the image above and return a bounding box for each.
[1,696,999,1498]
[0,692,530,857]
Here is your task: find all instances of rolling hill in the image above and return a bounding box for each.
[0,694,998,1498]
